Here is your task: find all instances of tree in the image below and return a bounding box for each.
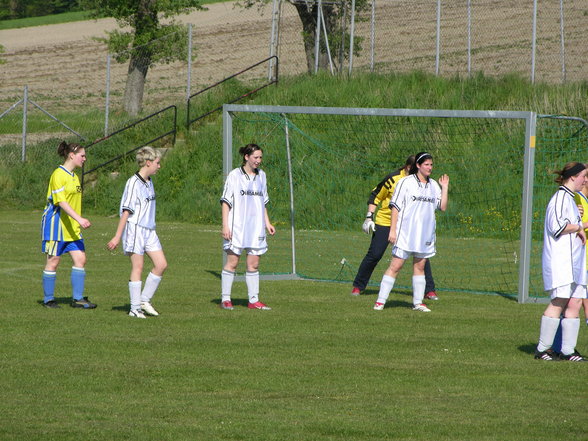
[240,0,367,74]
[80,0,202,116]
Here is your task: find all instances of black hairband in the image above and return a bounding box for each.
[562,163,586,179]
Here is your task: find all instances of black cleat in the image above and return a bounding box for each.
[43,300,61,309]
[71,297,97,309]
[534,349,559,361]
[559,351,587,362]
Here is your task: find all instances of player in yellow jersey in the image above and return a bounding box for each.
[351,156,438,299]
[573,173,588,327]
[41,141,96,309]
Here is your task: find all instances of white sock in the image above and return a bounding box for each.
[536,315,561,352]
[221,270,235,302]
[376,275,396,304]
[412,275,426,306]
[129,281,142,311]
[246,271,260,304]
[140,272,162,303]
[560,317,580,355]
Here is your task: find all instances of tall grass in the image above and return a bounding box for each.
[2,71,588,219]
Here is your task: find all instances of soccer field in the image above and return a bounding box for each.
[0,210,585,441]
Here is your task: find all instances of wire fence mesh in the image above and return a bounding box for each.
[1,0,587,160]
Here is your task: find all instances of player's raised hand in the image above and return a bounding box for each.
[438,174,449,187]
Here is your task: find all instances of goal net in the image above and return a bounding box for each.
[222,105,587,303]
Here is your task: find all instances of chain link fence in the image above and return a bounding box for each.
[1,0,587,163]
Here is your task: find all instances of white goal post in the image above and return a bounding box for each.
[222,104,540,303]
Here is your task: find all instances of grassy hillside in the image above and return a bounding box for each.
[2,71,588,225]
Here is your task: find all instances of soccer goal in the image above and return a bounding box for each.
[222,104,588,303]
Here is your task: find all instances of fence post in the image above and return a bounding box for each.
[369,0,375,72]
[435,0,441,76]
[269,0,280,81]
[559,0,566,83]
[314,0,321,74]
[105,53,111,136]
[348,0,356,76]
[467,0,471,77]
[531,0,537,83]
[21,85,28,162]
[187,23,193,103]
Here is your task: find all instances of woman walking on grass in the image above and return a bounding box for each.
[41,141,96,309]
[107,146,167,319]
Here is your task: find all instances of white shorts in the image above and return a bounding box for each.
[123,223,162,256]
[223,242,267,256]
[549,283,587,300]
[392,246,435,260]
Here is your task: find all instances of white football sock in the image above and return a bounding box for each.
[246,271,260,304]
[560,317,580,356]
[129,281,142,311]
[536,315,561,352]
[141,272,162,303]
[221,270,235,302]
[412,275,426,306]
[376,275,396,304]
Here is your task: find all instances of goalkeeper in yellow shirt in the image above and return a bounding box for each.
[351,155,437,299]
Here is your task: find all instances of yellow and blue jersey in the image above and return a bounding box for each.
[575,191,588,267]
[41,166,83,242]
[368,167,408,226]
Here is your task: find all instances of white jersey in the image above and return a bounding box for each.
[389,174,442,255]
[221,167,270,250]
[120,172,157,230]
[542,185,586,290]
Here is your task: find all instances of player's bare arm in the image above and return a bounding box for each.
[439,174,449,211]
[388,207,399,244]
[221,202,232,240]
[58,200,91,229]
[107,210,131,250]
[264,207,275,235]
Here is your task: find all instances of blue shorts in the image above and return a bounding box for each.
[42,239,85,257]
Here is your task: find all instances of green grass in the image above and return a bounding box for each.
[0,11,94,30]
[0,1,234,30]
[1,209,585,441]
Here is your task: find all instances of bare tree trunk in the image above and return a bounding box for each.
[124,53,150,117]
[123,0,157,117]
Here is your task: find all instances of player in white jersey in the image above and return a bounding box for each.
[107,147,167,319]
[220,144,275,311]
[535,161,588,362]
[373,152,449,312]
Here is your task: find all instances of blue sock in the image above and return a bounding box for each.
[71,267,85,301]
[42,271,56,303]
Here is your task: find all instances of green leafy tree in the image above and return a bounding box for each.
[240,0,367,73]
[80,0,202,116]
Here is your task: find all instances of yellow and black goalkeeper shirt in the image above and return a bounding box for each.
[368,167,408,227]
